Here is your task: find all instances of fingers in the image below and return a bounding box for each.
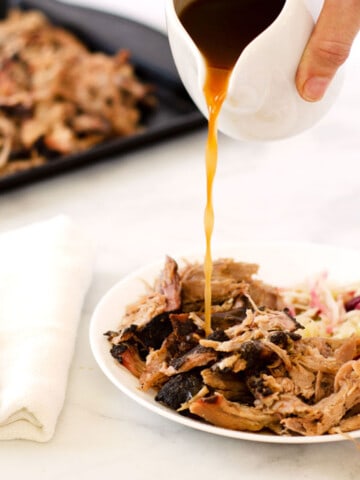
[296,0,360,102]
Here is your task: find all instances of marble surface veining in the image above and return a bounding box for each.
[1,1,360,478]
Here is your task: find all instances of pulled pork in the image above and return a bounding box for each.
[105,256,360,437]
[0,9,156,177]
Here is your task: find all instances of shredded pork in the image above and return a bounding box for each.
[0,9,156,177]
[105,256,360,437]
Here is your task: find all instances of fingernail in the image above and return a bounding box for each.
[302,77,330,102]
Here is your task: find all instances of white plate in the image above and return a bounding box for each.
[89,242,360,444]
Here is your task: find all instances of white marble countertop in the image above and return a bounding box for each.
[2,0,360,478]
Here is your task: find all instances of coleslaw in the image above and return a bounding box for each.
[282,273,360,339]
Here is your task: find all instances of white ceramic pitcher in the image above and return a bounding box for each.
[166,0,343,141]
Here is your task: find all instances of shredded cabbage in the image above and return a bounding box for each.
[281,274,360,338]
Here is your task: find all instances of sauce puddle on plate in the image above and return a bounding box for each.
[179,0,286,335]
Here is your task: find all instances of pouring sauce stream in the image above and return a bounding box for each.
[179,0,286,335]
[203,67,230,336]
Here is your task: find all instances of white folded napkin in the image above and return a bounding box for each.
[0,216,94,442]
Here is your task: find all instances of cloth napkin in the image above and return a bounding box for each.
[0,216,94,442]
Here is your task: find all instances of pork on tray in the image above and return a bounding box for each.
[0,9,156,177]
[105,256,360,436]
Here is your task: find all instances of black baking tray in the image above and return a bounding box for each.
[0,0,206,191]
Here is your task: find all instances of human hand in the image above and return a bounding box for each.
[296,0,360,102]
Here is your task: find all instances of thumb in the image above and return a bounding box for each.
[296,0,360,102]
